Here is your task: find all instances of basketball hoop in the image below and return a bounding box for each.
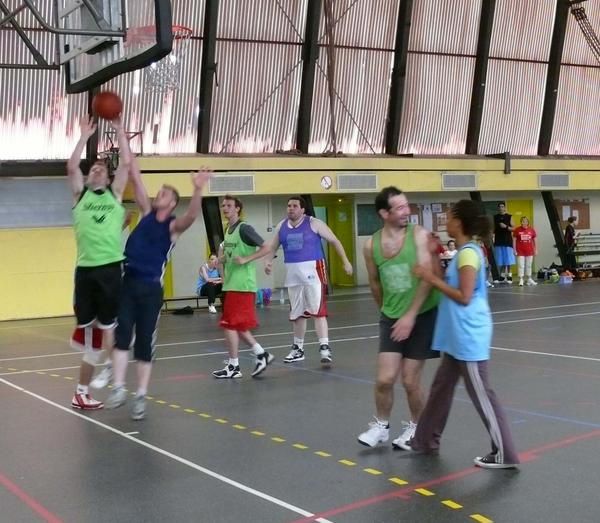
[131,25,193,92]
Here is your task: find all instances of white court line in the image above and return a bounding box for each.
[0,377,333,523]
[0,336,380,376]
[491,345,600,363]
[3,303,600,363]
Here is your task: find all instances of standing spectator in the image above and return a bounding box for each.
[197,254,222,313]
[564,216,578,271]
[493,203,515,284]
[399,200,519,470]
[513,217,537,286]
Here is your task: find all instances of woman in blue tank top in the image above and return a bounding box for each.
[396,200,519,469]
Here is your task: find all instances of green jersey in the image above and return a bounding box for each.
[373,224,439,318]
[222,221,258,292]
[72,187,125,267]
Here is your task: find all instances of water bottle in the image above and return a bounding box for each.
[279,288,285,304]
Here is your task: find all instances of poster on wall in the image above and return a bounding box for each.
[431,203,453,233]
[554,199,589,229]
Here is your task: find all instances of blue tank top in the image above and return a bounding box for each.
[431,242,492,361]
[124,211,175,284]
[197,265,220,289]
[279,217,324,263]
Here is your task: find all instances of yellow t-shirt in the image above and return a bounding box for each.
[457,247,481,270]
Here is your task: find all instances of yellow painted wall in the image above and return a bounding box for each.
[0,228,76,321]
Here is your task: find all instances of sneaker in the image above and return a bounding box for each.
[518,278,524,287]
[392,420,417,449]
[131,395,146,420]
[71,393,103,410]
[319,344,332,366]
[251,352,274,378]
[208,304,217,314]
[358,418,390,447]
[283,345,305,363]
[105,386,127,410]
[474,452,518,469]
[485,281,493,288]
[212,364,242,379]
[506,277,513,285]
[90,365,112,389]
[526,279,537,286]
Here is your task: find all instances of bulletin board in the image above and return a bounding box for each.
[431,203,453,233]
[554,199,590,230]
[357,203,422,235]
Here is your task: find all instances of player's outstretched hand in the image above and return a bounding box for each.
[110,116,123,130]
[343,261,353,276]
[192,167,213,190]
[79,116,97,139]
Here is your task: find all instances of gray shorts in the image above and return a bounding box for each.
[379,307,439,360]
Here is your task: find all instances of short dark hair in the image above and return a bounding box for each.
[163,184,180,206]
[452,200,492,239]
[375,186,403,213]
[288,196,306,209]
[568,216,577,224]
[223,194,243,213]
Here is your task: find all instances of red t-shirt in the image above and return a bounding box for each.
[513,226,536,256]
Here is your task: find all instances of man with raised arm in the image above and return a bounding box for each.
[68,116,131,410]
[106,158,212,420]
[265,196,353,366]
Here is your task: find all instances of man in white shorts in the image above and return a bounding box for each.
[265,196,353,366]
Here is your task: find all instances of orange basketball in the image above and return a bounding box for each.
[92,91,123,120]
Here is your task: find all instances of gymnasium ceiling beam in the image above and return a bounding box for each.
[538,0,570,156]
[196,0,219,153]
[465,0,496,155]
[384,0,414,155]
[295,0,322,153]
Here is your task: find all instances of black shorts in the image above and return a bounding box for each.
[114,275,163,362]
[379,307,439,360]
[74,262,122,328]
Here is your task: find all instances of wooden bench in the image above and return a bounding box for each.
[162,294,221,312]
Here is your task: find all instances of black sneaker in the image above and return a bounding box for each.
[474,452,518,469]
[319,344,332,366]
[213,364,242,379]
[251,352,274,378]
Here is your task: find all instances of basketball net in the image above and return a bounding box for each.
[128,25,193,92]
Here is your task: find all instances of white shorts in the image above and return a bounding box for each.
[288,283,327,320]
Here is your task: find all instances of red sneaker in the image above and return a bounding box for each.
[71,393,104,410]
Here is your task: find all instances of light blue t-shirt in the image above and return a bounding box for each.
[432,242,492,361]
[196,264,220,292]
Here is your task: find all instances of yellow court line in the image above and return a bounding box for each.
[415,488,435,496]
[64,376,74,380]
[33,370,491,521]
[389,477,409,486]
[145,395,154,400]
[442,500,463,509]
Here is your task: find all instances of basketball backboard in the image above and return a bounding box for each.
[60,0,173,93]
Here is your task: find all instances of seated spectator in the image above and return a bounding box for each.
[196,254,222,313]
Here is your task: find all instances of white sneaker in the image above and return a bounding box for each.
[90,365,112,389]
[358,417,389,447]
[518,278,524,287]
[208,305,217,314]
[283,345,305,363]
[392,420,417,449]
[526,279,537,286]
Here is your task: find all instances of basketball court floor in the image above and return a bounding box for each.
[1,281,599,522]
